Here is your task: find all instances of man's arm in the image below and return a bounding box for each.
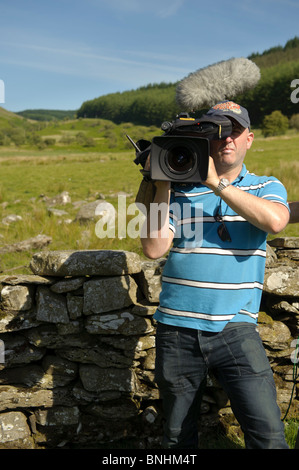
[140,180,174,259]
[205,157,290,234]
[216,185,290,234]
[289,201,299,223]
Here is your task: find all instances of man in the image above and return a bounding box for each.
[141,101,290,449]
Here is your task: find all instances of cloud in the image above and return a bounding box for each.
[156,0,186,18]
[90,0,185,17]
[1,40,190,87]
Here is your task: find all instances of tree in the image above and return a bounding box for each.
[261,110,289,137]
[289,113,299,131]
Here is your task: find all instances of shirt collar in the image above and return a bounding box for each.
[234,164,248,184]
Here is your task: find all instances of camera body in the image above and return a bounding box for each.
[150,113,232,183]
[150,135,209,182]
[131,112,233,183]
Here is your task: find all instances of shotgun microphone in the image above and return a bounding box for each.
[176,57,261,111]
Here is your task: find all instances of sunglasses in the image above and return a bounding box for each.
[214,213,231,242]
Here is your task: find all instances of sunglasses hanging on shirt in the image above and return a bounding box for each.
[214,212,232,242]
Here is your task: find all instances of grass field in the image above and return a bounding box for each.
[0,120,298,274]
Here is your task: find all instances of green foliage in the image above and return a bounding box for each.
[76,36,299,128]
[17,109,76,121]
[239,59,299,125]
[289,113,299,131]
[77,82,180,126]
[261,110,289,137]
[0,108,161,153]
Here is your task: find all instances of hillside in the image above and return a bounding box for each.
[17,109,77,121]
[76,36,299,127]
[0,106,24,126]
[0,109,160,152]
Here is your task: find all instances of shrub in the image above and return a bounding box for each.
[44,138,56,146]
[75,132,95,147]
[289,113,299,131]
[261,110,289,137]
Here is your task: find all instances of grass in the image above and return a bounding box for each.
[0,122,298,273]
[0,147,148,271]
[284,420,299,449]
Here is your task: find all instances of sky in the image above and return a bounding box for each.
[1,0,299,112]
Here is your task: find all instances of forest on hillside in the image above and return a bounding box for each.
[76,37,299,127]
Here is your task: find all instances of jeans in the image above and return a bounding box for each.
[155,321,289,449]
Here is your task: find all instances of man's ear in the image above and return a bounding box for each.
[246,131,254,150]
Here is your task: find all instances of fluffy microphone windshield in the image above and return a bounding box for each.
[176,57,261,111]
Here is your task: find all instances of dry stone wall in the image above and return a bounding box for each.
[0,242,298,449]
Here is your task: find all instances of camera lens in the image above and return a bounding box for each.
[166,146,195,174]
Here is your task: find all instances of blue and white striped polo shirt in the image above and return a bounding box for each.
[154,164,289,332]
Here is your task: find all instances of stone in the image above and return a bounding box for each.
[86,399,140,420]
[30,250,141,276]
[131,302,157,317]
[257,321,291,349]
[142,406,158,424]
[0,234,52,254]
[1,285,34,311]
[136,259,165,302]
[143,348,156,370]
[66,294,83,319]
[0,365,45,388]
[0,385,75,411]
[74,200,102,223]
[276,249,299,261]
[136,335,156,352]
[265,243,277,267]
[3,334,46,366]
[50,277,85,294]
[36,286,69,324]
[48,208,69,217]
[268,300,299,315]
[83,275,138,315]
[72,382,121,403]
[79,364,137,393]
[41,355,78,388]
[1,215,22,226]
[41,191,71,207]
[0,274,53,286]
[0,310,40,333]
[264,264,299,296]
[34,406,80,426]
[24,325,99,349]
[268,237,299,248]
[58,345,134,368]
[57,321,83,335]
[0,411,34,448]
[0,356,76,390]
[85,310,154,335]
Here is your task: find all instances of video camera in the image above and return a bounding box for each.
[128,113,232,183]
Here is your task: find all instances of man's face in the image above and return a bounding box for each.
[210,119,254,174]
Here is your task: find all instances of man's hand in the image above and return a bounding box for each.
[140,155,174,259]
[202,156,220,191]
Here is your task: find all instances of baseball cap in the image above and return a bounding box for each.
[206,100,250,129]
